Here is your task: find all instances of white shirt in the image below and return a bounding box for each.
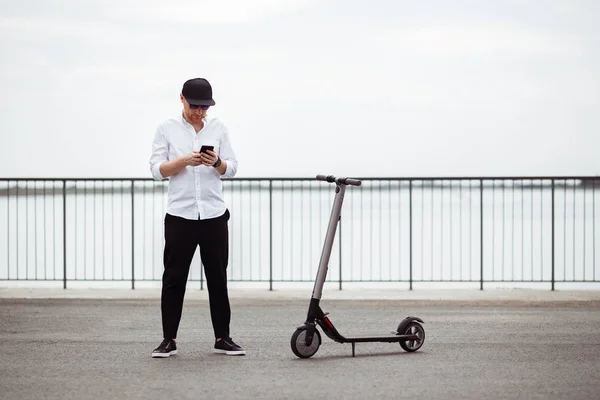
[149,114,238,220]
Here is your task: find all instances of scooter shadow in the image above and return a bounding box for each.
[293,350,428,361]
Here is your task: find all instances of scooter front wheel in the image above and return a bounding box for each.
[291,327,321,358]
[399,322,425,352]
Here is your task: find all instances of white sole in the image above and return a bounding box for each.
[152,349,178,358]
[213,349,246,356]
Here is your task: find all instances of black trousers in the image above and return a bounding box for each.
[161,210,231,340]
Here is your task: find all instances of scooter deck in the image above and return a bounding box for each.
[335,333,421,357]
[336,334,418,343]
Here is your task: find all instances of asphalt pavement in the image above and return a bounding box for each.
[1,289,599,400]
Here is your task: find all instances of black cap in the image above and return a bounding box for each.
[181,78,216,106]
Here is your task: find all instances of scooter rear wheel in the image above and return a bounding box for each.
[399,322,425,352]
[291,327,321,358]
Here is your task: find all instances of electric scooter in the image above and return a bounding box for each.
[290,174,426,358]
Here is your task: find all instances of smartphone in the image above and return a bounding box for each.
[200,145,214,154]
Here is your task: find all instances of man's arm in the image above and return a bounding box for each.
[159,157,189,178]
[198,125,238,176]
[214,159,227,175]
[159,153,204,178]
[217,126,238,178]
[149,126,203,180]
[200,152,228,175]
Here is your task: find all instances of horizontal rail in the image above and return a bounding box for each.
[0,176,598,181]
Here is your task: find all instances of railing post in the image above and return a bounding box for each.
[551,179,555,291]
[6,180,9,281]
[269,180,273,291]
[339,216,343,290]
[131,180,135,290]
[63,180,67,289]
[480,179,484,290]
[200,258,204,290]
[409,180,413,290]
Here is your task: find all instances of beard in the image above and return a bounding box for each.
[187,110,205,121]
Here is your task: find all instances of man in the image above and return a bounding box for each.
[149,77,245,357]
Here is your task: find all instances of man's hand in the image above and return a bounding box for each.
[200,149,219,167]
[184,151,204,167]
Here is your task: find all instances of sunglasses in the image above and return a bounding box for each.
[189,104,210,110]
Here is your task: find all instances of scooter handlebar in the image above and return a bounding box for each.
[316,174,362,186]
[316,174,336,183]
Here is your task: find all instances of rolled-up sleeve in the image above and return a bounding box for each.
[219,126,238,178]
[149,126,168,181]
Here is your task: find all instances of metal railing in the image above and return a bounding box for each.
[0,176,598,290]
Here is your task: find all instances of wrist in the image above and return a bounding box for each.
[212,157,222,168]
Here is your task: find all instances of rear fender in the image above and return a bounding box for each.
[396,316,425,334]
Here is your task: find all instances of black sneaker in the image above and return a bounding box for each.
[152,339,178,358]
[214,337,246,356]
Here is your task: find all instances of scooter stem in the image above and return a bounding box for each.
[311,183,347,300]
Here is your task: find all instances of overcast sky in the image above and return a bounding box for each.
[0,0,598,178]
